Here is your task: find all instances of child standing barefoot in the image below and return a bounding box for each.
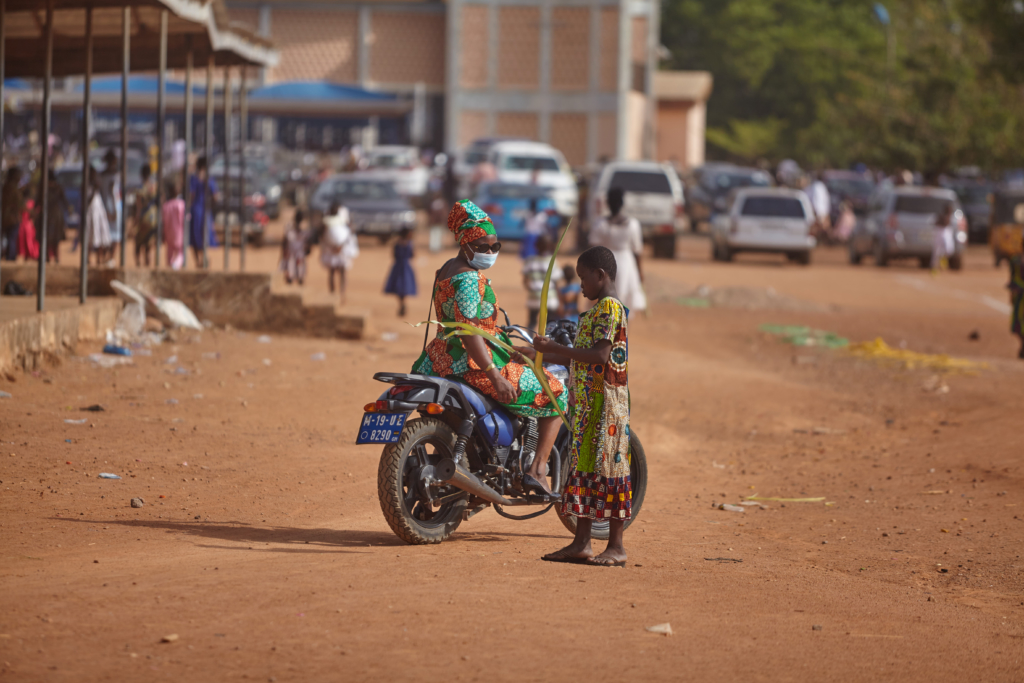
[533,245,631,566]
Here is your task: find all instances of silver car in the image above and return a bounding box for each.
[710,188,816,264]
[849,186,965,269]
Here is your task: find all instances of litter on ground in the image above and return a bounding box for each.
[760,324,849,349]
[745,495,825,503]
[645,623,673,636]
[848,338,987,372]
[98,473,121,480]
[64,419,87,425]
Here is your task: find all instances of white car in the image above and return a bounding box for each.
[488,141,578,217]
[361,145,430,200]
[590,161,686,258]
[710,188,816,264]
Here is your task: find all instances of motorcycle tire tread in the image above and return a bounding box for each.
[377,416,466,545]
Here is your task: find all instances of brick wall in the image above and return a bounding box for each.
[631,16,648,65]
[550,113,587,166]
[496,112,538,140]
[656,101,690,164]
[596,112,616,161]
[497,6,539,89]
[550,7,589,91]
[370,12,445,85]
[458,110,489,148]
[267,9,359,84]
[459,4,488,89]
[599,8,619,92]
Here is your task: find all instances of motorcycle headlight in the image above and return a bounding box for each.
[267,185,281,201]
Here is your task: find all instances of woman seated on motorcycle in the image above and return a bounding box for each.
[411,200,567,498]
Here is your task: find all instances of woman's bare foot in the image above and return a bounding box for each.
[542,541,593,563]
[587,546,627,567]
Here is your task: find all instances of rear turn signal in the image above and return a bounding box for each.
[424,403,445,414]
[363,403,378,412]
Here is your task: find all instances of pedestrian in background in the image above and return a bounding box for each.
[18,198,39,261]
[280,209,308,285]
[36,169,69,263]
[134,164,158,267]
[931,202,956,273]
[2,167,24,261]
[320,201,358,303]
[1007,233,1024,359]
[98,149,121,262]
[86,168,112,266]
[188,156,219,266]
[558,263,581,323]
[589,187,646,315]
[162,179,185,270]
[522,234,564,330]
[384,227,417,317]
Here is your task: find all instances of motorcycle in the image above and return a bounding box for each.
[357,317,648,545]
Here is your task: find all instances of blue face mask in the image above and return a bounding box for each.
[467,250,498,270]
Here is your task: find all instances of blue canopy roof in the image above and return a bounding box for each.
[248,81,395,102]
[74,76,200,96]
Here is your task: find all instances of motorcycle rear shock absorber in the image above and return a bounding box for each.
[451,418,475,466]
[519,418,539,474]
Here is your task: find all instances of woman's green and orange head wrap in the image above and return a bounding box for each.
[447,200,496,245]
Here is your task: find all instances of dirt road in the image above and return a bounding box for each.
[1,228,1022,681]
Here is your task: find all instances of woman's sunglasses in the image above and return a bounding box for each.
[468,242,502,254]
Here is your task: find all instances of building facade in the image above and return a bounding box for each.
[226,0,659,163]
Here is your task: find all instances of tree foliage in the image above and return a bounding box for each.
[661,0,1024,173]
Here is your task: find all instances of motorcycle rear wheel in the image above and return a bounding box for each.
[377,417,467,544]
[555,429,648,541]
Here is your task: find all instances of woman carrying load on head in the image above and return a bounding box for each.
[412,200,567,498]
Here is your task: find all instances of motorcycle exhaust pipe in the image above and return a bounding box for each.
[435,458,514,507]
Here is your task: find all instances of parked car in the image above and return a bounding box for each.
[309,174,417,242]
[211,158,282,221]
[487,140,578,217]
[361,146,430,202]
[473,182,559,241]
[710,188,816,264]
[943,178,993,243]
[821,170,875,219]
[849,186,965,269]
[54,166,84,230]
[590,161,686,259]
[686,163,773,228]
[455,136,528,196]
[211,165,275,247]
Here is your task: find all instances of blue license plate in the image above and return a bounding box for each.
[356,412,408,444]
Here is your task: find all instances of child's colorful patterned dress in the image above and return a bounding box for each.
[412,270,566,418]
[560,296,631,520]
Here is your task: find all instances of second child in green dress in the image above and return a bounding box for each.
[533,245,632,567]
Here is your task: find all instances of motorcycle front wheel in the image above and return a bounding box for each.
[555,429,648,541]
[377,417,467,544]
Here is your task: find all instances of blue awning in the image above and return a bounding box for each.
[74,75,202,96]
[248,81,396,102]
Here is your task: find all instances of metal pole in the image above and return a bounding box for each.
[239,64,247,271]
[203,53,213,268]
[79,7,92,303]
[222,65,231,271]
[119,6,129,268]
[0,0,5,287]
[37,0,54,312]
[182,36,192,268]
[154,9,167,269]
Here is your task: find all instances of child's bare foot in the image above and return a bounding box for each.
[542,541,593,564]
[587,546,627,567]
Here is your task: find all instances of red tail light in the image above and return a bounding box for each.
[675,202,685,217]
[389,385,414,396]
[886,215,899,232]
[656,224,674,235]
[730,218,738,235]
[483,203,503,217]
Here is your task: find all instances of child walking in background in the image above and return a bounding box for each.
[162,179,185,270]
[280,209,308,285]
[534,246,632,567]
[320,201,359,303]
[558,264,581,323]
[931,202,956,273]
[384,227,417,316]
[522,234,564,330]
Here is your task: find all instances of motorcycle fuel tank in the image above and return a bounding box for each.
[478,410,515,448]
